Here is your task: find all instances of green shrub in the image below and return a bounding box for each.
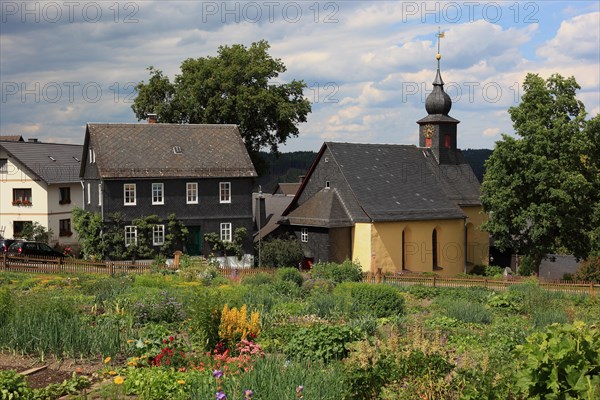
[470,264,504,277]
[275,267,304,287]
[259,236,304,268]
[573,256,600,282]
[514,321,600,399]
[271,280,303,299]
[335,283,405,318]
[311,259,363,284]
[285,323,361,362]
[443,299,493,324]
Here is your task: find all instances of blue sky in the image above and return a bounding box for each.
[1,1,598,152]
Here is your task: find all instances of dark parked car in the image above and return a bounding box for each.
[7,240,64,258]
[1,239,16,252]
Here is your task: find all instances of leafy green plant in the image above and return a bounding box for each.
[0,370,32,399]
[285,323,361,362]
[486,291,524,312]
[514,321,600,399]
[402,284,440,299]
[32,372,91,399]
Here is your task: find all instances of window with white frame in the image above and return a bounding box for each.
[124,226,137,246]
[153,225,165,246]
[152,183,164,205]
[0,159,8,174]
[219,182,231,203]
[301,228,308,242]
[124,183,136,205]
[220,222,232,242]
[187,182,198,204]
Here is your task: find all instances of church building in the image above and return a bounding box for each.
[278,49,489,275]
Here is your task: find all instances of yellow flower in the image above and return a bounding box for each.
[127,339,134,343]
[108,370,117,375]
[104,356,111,364]
[114,376,124,385]
[177,379,185,385]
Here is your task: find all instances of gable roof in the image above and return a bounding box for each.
[273,182,301,195]
[286,188,353,227]
[0,135,24,142]
[284,142,480,223]
[81,123,257,179]
[0,141,82,184]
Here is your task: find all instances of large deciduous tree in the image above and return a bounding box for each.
[481,73,600,274]
[131,40,311,163]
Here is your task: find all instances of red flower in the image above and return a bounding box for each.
[169,336,174,342]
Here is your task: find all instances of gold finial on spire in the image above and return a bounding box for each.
[436,27,445,63]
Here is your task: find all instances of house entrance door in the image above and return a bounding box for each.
[186,226,202,256]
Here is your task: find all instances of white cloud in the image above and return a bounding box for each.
[482,127,500,137]
[537,12,600,62]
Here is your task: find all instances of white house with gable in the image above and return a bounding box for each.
[0,138,83,246]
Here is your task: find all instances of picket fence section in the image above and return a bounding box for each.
[1,254,597,296]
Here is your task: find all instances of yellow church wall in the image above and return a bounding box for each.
[368,219,466,276]
[462,206,490,269]
[351,223,372,272]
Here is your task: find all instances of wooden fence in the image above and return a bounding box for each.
[363,271,599,296]
[1,254,154,275]
[1,254,597,296]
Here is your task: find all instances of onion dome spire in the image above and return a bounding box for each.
[425,28,452,116]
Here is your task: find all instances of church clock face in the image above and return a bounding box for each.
[423,124,435,138]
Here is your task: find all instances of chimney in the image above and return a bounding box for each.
[148,114,157,124]
[298,175,305,183]
[28,138,39,143]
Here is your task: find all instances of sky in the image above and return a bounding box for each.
[1,1,599,152]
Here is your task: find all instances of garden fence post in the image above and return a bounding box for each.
[58,256,62,274]
[173,250,182,270]
[2,252,6,272]
[432,276,436,287]
[110,262,114,276]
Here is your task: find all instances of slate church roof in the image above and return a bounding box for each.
[1,141,82,184]
[282,142,480,226]
[81,123,257,179]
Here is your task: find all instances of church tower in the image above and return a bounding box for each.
[417,29,460,164]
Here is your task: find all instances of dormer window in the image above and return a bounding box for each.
[173,146,183,154]
[325,181,330,189]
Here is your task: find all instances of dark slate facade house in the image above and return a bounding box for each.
[279,56,489,275]
[80,122,257,256]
